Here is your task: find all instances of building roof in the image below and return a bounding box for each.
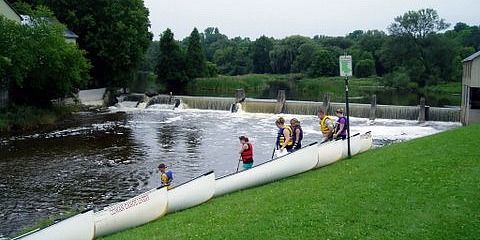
[64,29,79,39]
[1,0,22,22]
[463,51,480,62]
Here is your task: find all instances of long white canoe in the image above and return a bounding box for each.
[93,186,168,238]
[13,210,95,240]
[166,171,216,214]
[214,142,319,197]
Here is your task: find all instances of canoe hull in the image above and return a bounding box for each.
[166,171,215,214]
[214,143,319,197]
[14,210,94,240]
[315,140,343,168]
[93,187,168,238]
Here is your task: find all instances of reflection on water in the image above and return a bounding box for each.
[0,105,461,237]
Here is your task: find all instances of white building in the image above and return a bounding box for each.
[461,51,480,125]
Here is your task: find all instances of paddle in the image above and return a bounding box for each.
[270,147,276,159]
[236,157,241,172]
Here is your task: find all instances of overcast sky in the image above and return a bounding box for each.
[144,0,479,40]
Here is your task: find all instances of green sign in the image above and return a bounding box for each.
[339,55,352,77]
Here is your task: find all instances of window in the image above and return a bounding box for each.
[470,87,480,109]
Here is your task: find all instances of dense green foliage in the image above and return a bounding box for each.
[100,124,479,240]
[10,0,152,88]
[155,29,187,94]
[0,13,90,107]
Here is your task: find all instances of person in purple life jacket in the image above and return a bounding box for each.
[333,108,347,140]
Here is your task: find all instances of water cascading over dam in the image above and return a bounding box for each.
[133,94,460,122]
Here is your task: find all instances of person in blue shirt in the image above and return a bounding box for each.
[158,163,173,190]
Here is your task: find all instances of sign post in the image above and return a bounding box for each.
[339,54,352,158]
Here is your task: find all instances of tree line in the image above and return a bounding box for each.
[149,9,479,94]
[1,2,479,108]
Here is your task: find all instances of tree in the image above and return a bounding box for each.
[385,9,451,87]
[388,8,449,40]
[355,59,376,78]
[0,14,90,107]
[251,35,274,73]
[292,41,318,73]
[203,27,228,61]
[155,29,187,94]
[269,36,312,74]
[11,0,152,88]
[185,28,207,79]
[309,49,338,77]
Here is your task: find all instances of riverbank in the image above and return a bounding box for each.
[186,74,461,107]
[100,124,479,239]
[0,106,78,134]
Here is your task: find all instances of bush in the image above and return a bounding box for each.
[354,59,376,78]
[383,68,412,90]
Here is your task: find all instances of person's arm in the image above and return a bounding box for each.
[281,128,291,149]
[326,119,334,139]
[294,128,300,146]
[333,120,345,138]
[239,143,247,154]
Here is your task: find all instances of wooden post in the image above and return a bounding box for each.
[418,97,426,123]
[274,90,286,114]
[235,88,245,103]
[369,94,377,120]
[321,94,330,114]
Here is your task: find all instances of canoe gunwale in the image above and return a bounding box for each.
[215,141,318,181]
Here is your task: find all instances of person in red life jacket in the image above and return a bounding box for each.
[158,163,173,190]
[333,108,347,140]
[238,136,254,169]
[290,118,303,151]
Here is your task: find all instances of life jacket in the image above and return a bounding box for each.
[162,170,173,189]
[277,125,293,147]
[335,116,348,136]
[291,125,303,144]
[320,116,333,133]
[240,143,253,163]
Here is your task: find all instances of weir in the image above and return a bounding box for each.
[175,96,461,122]
[123,93,460,122]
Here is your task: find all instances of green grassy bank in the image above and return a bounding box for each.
[101,124,479,240]
[185,74,461,106]
[0,105,76,134]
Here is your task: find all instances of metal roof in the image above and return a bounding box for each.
[463,51,480,62]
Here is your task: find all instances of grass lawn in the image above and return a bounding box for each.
[101,124,479,239]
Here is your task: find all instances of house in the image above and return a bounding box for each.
[461,51,480,125]
[0,0,21,23]
[1,0,79,44]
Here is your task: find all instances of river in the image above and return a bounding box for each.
[0,103,461,238]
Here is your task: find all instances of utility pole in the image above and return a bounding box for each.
[339,53,352,158]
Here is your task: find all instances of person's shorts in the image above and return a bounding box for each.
[243,162,253,169]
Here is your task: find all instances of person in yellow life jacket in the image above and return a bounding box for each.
[158,163,173,190]
[317,109,334,143]
[238,136,254,170]
[275,117,293,153]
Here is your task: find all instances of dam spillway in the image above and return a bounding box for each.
[167,95,460,122]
